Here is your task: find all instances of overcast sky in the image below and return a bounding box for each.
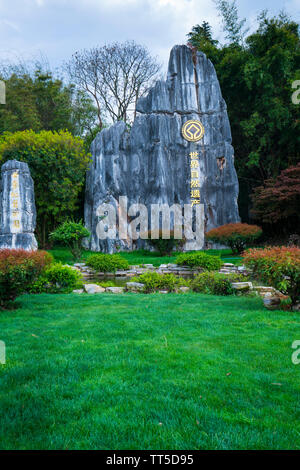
[0,0,299,73]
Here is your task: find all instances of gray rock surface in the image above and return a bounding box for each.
[105,287,124,293]
[126,282,145,292]
[0,160,37,250]
[83,283,105,294]
[85,45,240,253]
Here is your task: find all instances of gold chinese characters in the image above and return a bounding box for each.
[10,171,21,231]
[189,152,200,206]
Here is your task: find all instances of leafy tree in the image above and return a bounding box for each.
[251,163,300,233]
[214,0,249,45]
[0,65,98,137]
[187,22,219,48]
[0,130,90,247]
[187,8,300,229]
[49,220,90,261]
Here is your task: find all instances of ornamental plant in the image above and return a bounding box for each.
[146,229,185,256]
[176,252,222,271]
[0,249,53,308]
[133,272,187,293]
[49,220,90,261]
[86,254,129,273]
[243,246,300,306]
[206,223,262,254]
[29,263,82,294]
[190,272,231,295]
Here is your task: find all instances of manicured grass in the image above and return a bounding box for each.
[0,293,299,450]
[49,247,242,266]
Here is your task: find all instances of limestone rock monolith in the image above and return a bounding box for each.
[0,160,38,250]
[85,45,240,253]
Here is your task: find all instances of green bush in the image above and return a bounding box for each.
[190,272,236,295]
[29,263,82,294]
[86,254,129,273]
[0,249,52,308]
[49,220,90,261]
[176,252,222,271]
[133,272,187,293]
[146,229,185,256]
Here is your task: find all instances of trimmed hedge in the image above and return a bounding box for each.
[206,223,262,254]
[176,252,222,271]
[86,254,129,273]
[133,272,187,293]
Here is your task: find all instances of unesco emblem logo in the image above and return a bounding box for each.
[182,120,204,142]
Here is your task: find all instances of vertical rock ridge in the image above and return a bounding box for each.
[84,45,240,253]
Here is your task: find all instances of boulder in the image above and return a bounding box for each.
[84,45,239,253]
[263,294,281,310]
[105,286,124,293]
[0,160,37,250]
[126,282,145,292]
[231,282,253,291]
[83,284,105,294]
[178,286,190,293]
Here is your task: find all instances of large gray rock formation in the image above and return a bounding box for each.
[85,45,240,253]
[0,160,38,250]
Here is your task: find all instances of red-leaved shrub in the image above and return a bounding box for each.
[206,223,262,254]
[243,246,300,305]
[0,249,53,308]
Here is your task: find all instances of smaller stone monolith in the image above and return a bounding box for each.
[0,160,38,250]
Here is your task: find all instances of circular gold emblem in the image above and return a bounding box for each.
[182,120,204,142]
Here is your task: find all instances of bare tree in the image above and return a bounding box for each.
[66,41,161,127]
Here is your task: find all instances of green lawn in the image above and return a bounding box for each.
[0,293,299,450]
[49,247,242,266]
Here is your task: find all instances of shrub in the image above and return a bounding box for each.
[49,220,90,261]
[176,252,222,271]
[133,272,187,293]
[0,249,52,308]
[29,263,82,294]
[206,223,262,254]
[86,254,129,273]
[190,272,237,295]
[146,229,185,256]
[243,246,300,305]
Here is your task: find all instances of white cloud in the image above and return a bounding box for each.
[0,0,297,72]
